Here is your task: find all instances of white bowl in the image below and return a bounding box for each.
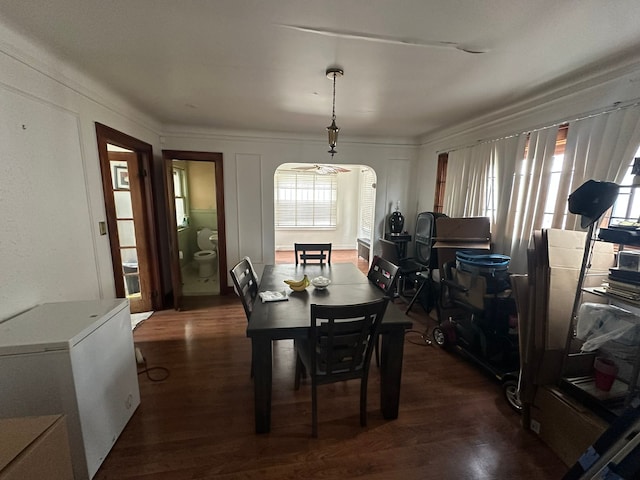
[311,276,331,289]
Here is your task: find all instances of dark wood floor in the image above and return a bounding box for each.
[94,251,569,479]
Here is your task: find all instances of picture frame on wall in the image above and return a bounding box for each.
[113,165,130,189]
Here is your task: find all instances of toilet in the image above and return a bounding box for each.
[194,227,218,278]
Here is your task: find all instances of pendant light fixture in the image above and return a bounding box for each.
[326,66,343,157]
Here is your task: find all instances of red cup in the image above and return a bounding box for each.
[594,357,618,392]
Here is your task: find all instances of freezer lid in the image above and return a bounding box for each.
[0,299,129,355]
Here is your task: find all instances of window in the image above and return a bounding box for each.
[483,159,497,221]
[540,125,568,229]
[358,168,375,238]
[275,171,337,228]
[433,153,448,213]
[173,167,188,227]
[608,148,640,227]
[509,124,569,230]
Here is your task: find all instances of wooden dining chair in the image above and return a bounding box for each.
[294,297,390,437]
[367,255,400,295]
[230,256,260,376]
[230,256,259,318]
[294,243,332,265]
[367,255,400,367]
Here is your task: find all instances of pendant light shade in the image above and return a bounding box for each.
[326,67,343,157]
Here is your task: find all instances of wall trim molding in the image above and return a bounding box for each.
[419,54,640,149]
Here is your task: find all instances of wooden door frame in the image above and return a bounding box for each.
[162,150,228,310]
[95,123,163,311]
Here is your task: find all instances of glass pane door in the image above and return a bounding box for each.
[110,160,141,302]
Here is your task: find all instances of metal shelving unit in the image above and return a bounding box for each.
[560,186,640,422]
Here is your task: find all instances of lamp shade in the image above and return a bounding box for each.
[327,119,339,151]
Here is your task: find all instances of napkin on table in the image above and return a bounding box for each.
[258,290,289,303]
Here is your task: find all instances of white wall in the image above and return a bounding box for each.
[159,129,419,279]
[0,19,163,320]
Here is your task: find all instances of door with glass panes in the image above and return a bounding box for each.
[96,123,161,314]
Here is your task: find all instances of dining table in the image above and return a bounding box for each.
[246,262,413,434]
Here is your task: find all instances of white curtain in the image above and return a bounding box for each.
[443,135,531,271]
[441,104,640,274]
[564,106,640,230]
[491,135,527,264]
[505,126,559,273]
[443,142,493,217]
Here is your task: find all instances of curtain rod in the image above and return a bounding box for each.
[439,96,640,155]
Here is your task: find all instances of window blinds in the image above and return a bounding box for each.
[274,171,337,228]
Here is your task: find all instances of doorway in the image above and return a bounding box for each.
[162,150,227,310]
[95,123,162,314]
[274,163,376,262]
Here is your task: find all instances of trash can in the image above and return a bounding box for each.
[122,262,140,295]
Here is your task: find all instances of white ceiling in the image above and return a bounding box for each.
[3,0,640,140]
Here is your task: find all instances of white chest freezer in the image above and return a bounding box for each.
[0,299,140,480]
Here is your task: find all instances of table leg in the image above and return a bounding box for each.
[379,327,406,419]
[252,337,272,433]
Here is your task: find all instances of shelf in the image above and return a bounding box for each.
[560,376,630,422]
[561,211,640,423]
[583,286,640,308]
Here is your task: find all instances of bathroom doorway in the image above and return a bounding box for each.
[162,150,227,310]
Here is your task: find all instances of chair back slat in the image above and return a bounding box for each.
[310,298,389,378]
[229,257,259,320]
[294,243,332,265]
[367,255,400,295]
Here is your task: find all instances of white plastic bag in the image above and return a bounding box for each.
[576,302,639,352]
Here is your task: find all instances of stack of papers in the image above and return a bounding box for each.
[258,290,288,303]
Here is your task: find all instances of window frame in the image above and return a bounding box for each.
[358,168,375,239]
[274,170,338,229]
[173,166,188,228]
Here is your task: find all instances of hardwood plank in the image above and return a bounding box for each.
[94,258,569,479]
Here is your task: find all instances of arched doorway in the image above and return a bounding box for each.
[273,163,376,270]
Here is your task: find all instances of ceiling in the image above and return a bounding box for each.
[3,0,640,140]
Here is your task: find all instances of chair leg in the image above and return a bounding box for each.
[404,278,431,315]
[311,380,318,438]
[360,376,368,427]
[294,353,302,390]
[406,277,428,315]
[374,335,380,367]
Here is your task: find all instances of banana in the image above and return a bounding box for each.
[284,275,310,291]
[284,275,307,287]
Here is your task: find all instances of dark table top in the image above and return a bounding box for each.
[247,263,413,340]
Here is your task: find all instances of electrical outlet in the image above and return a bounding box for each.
[530,419,541,434]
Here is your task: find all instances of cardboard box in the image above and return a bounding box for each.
[525,230,614,388]
[545,229,613,350]
[529,386,608,466]
[0,415,73,480]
